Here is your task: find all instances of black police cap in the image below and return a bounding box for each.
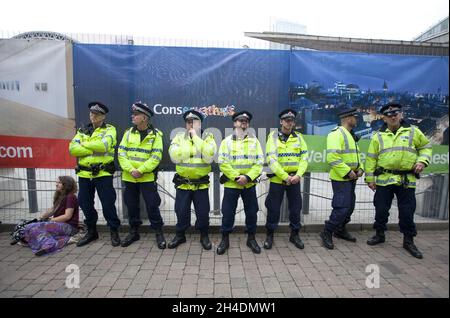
[279,109,297,120]
[88,101,108,114]
[131,102,154,117]
[379,102,402,115]
[232,111,253,122]
[183,110,204,122]
[337,107,358,119]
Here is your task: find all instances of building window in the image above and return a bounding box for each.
[35,83,41,91]
[41,83,47,92]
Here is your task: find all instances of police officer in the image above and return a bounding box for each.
[264,109,308,249]
[365,103,432,259]
[168,110,217,250]
[69,102,121,247]
[217,111,264,255]
[118,102,166,249]
[320,107,363,250]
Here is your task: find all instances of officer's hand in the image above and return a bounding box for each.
[368,182,376,192]
[348,171,358,180]
[188,128,197,138]
[290,175,301,184]
[284,176,292,185]
[131,169,142,179]
[236,175,248,186]
[413,162,425,174]
[357,169,364,178]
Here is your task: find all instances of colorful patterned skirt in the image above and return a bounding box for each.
[23,222,77,256]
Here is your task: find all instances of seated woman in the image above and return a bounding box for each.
[23,176,79,256]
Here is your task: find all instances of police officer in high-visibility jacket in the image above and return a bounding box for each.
[118,102,166,249]
[69,102,121,247]
[365,103,432,259]
[217,111,264,255]
[168,110,217,250]
[264,109,308,250]
[320,107,363,250]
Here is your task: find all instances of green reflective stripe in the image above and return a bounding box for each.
[379,147,417,155]
[177,163,210,168]
[409,126,415,147]
[281,162,298,167]
[367,153,378,158]
[129,156,147,162]
[338,127,349,150]
[377,132,384,151]
[329,160,343,166]
[231,164,253,169]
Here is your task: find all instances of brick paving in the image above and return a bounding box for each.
[0,230,448,298]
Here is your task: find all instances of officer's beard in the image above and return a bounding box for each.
[235,126,248,138]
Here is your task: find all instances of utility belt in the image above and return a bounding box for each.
[173,173,210,188]
[219,174,261,184]
[75,162,116,176]
[374,167,420,188]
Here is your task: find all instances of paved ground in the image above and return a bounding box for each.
[0,230,448,298]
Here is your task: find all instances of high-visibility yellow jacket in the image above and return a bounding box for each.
[218,133,264,189]
[118,126,163,183]
[326,126,363,181]
[69,123,116,178]
[265,130,308,184]
[169,131,217,190]
[365,122,432,188]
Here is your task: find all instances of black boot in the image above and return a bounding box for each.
[76,225,99,247]
[110,229,121,247]
[320,230,334,250]
[367,230,385,246]
[403,236,423,259]
[168,231,186,249]
[155,228,166,249]
[121,226,140,247]
[289,230,305,249]
[200,232,212,250]
[246,234,261,254]
[263,230,274,250]
[216,233,229,255]
[334,227,357,242]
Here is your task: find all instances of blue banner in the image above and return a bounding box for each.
[73,44,290,168]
